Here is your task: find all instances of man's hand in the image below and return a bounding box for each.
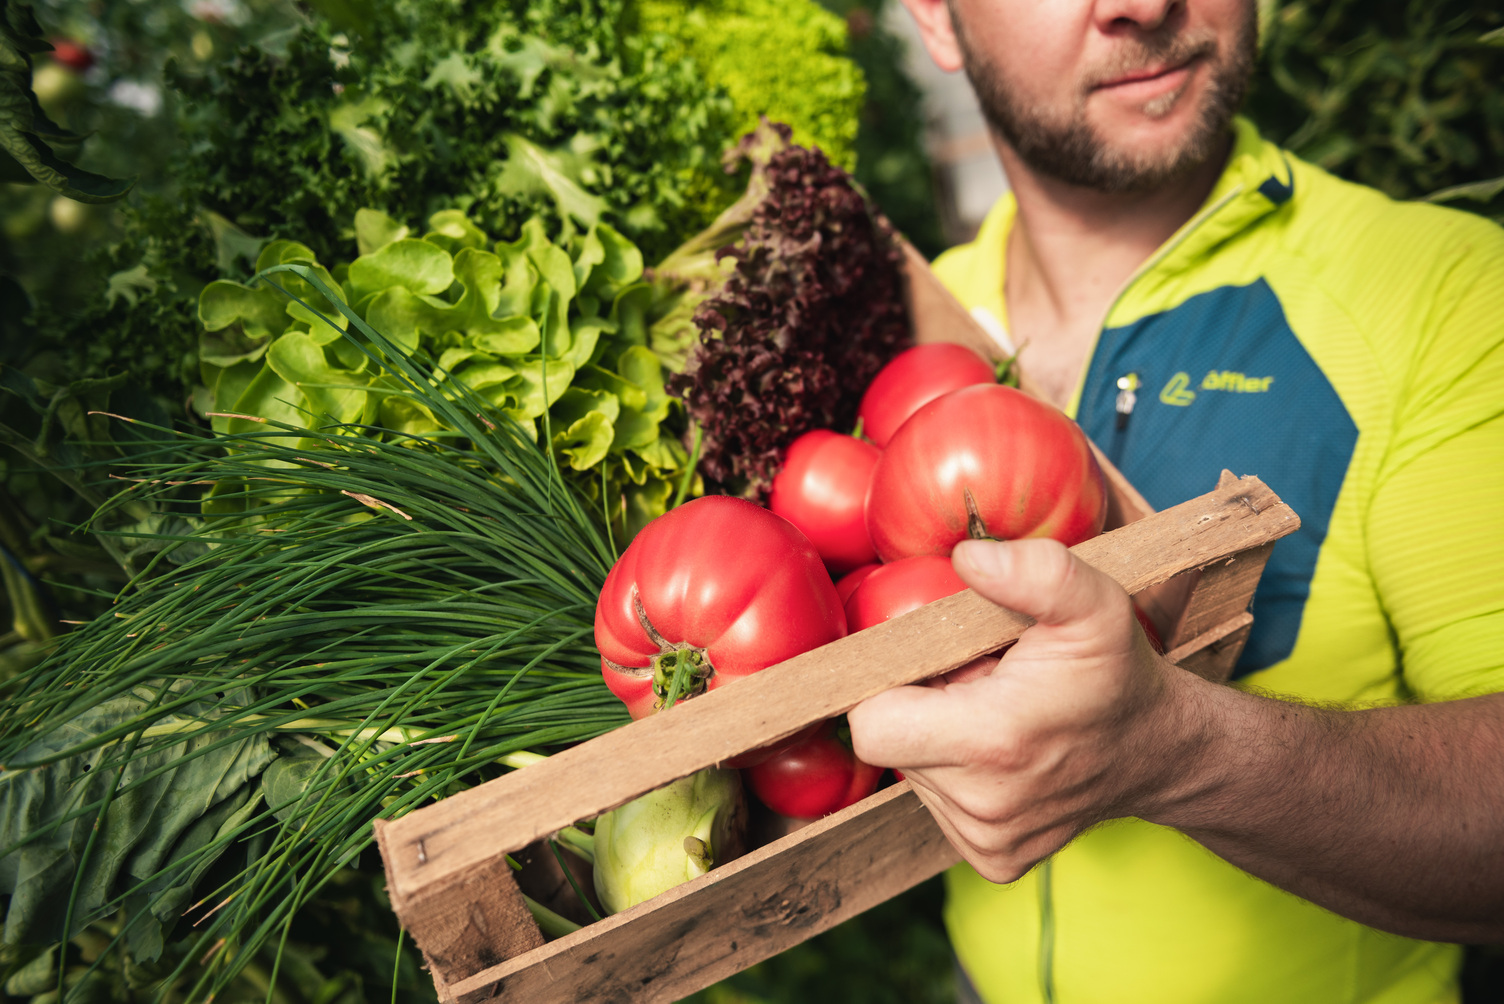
[849,537,1504,942]
[849,537,1207,883]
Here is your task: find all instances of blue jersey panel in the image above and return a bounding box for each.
[1078,280,1358,675]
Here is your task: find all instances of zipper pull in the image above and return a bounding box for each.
[1115,373,1140,431]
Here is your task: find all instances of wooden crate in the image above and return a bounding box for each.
[373,251,1303,1003]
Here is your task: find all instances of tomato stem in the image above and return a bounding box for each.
[964,487,994,540]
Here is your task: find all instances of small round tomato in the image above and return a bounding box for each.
[594,497,846,766]
[865,384,1107,562]
[1134,604,1166,654]
[844,555,967,632]
[745,721,883,819]
[769,430,880,574]
[857,343,996,448]
[834,563,880,605]
[49,38,94,72]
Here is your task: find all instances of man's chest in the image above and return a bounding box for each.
[1073,279,1359,676]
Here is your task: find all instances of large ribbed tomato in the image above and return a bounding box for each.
[856,343,997,448]
[594,496,847,722]
[843,555,967,632]
[865,384,1107,561]
[768,430,880,575]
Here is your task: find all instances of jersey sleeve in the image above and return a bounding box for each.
[1368,216,1504,701]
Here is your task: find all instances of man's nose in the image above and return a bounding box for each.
[1092,0,1184,34]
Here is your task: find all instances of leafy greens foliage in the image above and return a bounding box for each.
[0,1,133,201]
[0,287,629,1001]
[197,208,692,540]
[170,0,739,267]
[666,123,910,499]
[1247,0,1504,219]
[637,0,865,173]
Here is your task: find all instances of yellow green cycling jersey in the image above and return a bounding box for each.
[931,118,1504,1004]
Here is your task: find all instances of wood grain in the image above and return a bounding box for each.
[1171,615,1255,682]
[444,782,958,1004]
[380,475,1299,912]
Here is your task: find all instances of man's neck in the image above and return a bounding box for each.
[994,134,1231,408]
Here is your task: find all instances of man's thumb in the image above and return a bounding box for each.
[951,537,1121,629]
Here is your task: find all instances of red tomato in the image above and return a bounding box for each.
[834,563,880,605]
[865,384,1107,562]
[745,721,884,819]
[857,343,996,448]
[1134,604,1166,654]
[843,555,967,632]
[594,495,846,719]
[768,430,880,574]
[49,38,94,72]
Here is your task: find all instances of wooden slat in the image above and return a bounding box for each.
[1171,614,1255,682]
[377,475,1299,912]
[445,782,957,1004]
[369,834,543,987]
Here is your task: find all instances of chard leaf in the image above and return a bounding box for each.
[454,361,517,391]
[354,207,409,256]
[364,286,443,355]
[0,685,272,951]
[347,238,454,299]
[576,223,644,300]
[552,386,620,428]
[470,317,540,356]
[425,209,489,252]
[578,364,647,412]
[492,238,539,318]
[482,357,574,418]
[377,393,442,437]
[553,410,614,471]
[266,330,370,424]
[255,239,319,271]
[200,326,273,372]
[200,280,290,339]
[226,363,311,436]
[633,433,689,471]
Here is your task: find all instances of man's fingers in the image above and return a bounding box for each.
[849,683,981,770]
[952,537,1124,630]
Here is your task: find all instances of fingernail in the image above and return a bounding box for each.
[954,538,1009,579]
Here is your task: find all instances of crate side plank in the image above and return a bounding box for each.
[448,782,958,1004]
[1172,616,1255,682]
[381,476,1299,907]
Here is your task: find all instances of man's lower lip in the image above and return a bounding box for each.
[1096,62,1196,101]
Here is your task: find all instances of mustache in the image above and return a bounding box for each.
[1083,31,1219,89]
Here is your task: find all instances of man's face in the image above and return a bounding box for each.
[947,0,1257,192]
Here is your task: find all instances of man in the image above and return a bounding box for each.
[848,1,1504,1001]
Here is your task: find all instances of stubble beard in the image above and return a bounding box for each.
[951,4,1258,193]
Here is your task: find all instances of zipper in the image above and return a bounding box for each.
[1060,184,1247,421]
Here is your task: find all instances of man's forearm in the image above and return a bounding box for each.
[1149,681,1504,942]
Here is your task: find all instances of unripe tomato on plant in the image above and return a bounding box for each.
[865,384,1107,562]
[768,429,880,575]
[745,720,883,819]
[857,343,997,448]
[594,496,846,764]
[843,555,967,632]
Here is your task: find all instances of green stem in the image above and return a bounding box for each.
[523,894,582,939]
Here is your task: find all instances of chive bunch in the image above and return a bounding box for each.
[0,267,629,1000]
